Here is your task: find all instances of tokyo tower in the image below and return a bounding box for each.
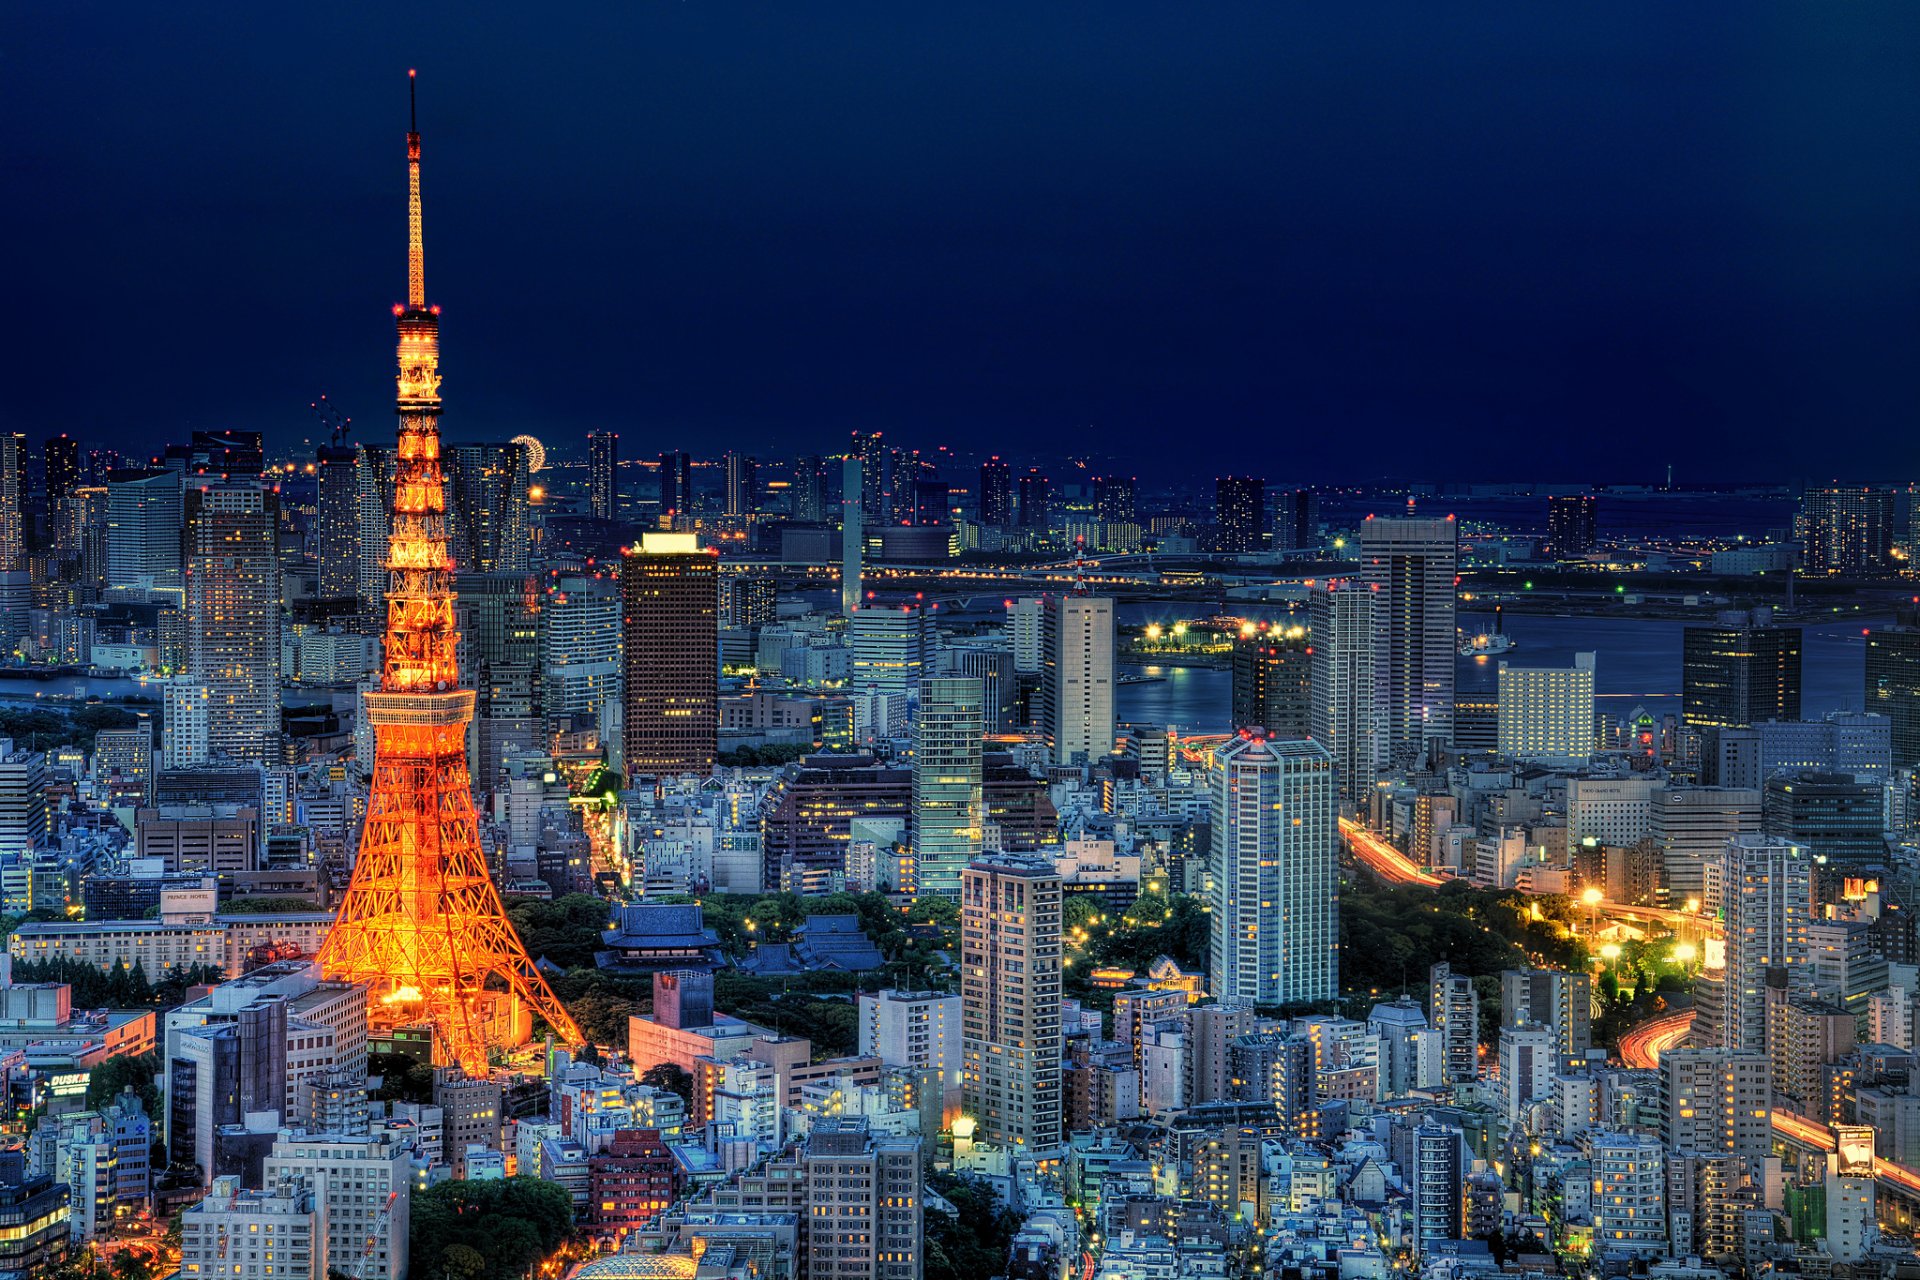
[318,72,583,1073]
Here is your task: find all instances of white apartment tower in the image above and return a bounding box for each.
[1308,579,1378,802]
[1042,595,1115,768]
[1358,515,1458,767]
[961,855,1063,1149]
[1722,835,1813,1051]
[1497,653,1596,764]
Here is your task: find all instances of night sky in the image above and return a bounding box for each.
[7,4,1920,481]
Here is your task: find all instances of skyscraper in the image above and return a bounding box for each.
[1496,653,1596,765]
[1041,595,1114,768]
[1229,624,1310,737]
[840,456,863,616]
[443,441,531,573]
[621,532,718,777]
[355,443,397,622]
[962,855,1063,1149]
[1800,485,1895,575]
[185,481,281,762]
[1016,469,1050,530]
[315,444,360,600]
[0,435,23,574]
[1721,835,1812,1051]
[1682,611,1802,729]
[1865,610,1920,768]
[790,454,827,522]
[1214,475,1265,553]
[105,468,185,601]
[542,572,622,728]
[1308,579,1378,801]
[44,434,80,558]
[1545,494,1598,559]
[657,449,692,517]
[587,429,618,521]
[912,677,984,899]
[723,450,757,516]
[979,456,1013,526]
[1093,475,1137,524]
[1360,515,1458,766]
[1271,488,1321,553]
[1208,731,1338,1005]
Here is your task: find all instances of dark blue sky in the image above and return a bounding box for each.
[6,4,1920,481]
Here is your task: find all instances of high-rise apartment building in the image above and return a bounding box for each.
[181,1176,323,1280]
[1866,610,1920,767]
[45,433,81,558]
[1209,732,1338,1005]
[1588,1131,1667,1248]
[1410,1124,1464,1258]
[1429,962,1479,1084]
[979,457,1013,526]
[0,435,23,573]
[185,482,281,763]
[723,451,757,516]
[1545,494,1598,559]
[790,454,827,523]
[1496,653,1595,765]
[1214,475,1265,553]
[961,855,1063,1149]
[354,443,396,621]
[1800,485,1895,575]
[315,444,360,600]
[1272,488,1320,552]
[1016,469,1050,529]
[621,533,718,777]
[262,1132,411,1280]
[858,988,963,1122]
[1659,1048,1772,1159]
[588,429,618,521]
[1041,595,1114,768]
[0,746,49,855]
[1499,967,1593,1071]
[912,677,984,899]
[105,468,185,600]
[1721,835,1813,1050]
[1230,626,1310,737]
[657,450,693,517]
[1092,475,1137,524]
[443,441,531,573]
[1360,515,1458,765]
[1682,611,1802,729]
[804,1119,923,1280]
[1308,579,1378,801]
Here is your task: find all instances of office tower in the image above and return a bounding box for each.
[1409,1124,1464,1258]
[442,441,531,573]
[1721,835,1813,1050]
[542,572,621,726]
[946,645,1018,732]
[852,430,890,521]
[1761,772,1883,868]
[105,468,185,598]
[1499,968,1592,1070]
[841,456,863,616]
[913,677,984,899]
[979,456,1013,526]
[1588,1131,1667,1248]
[1360,515,1459,765]
[74,484,108,596]
[1230,625,1310,737]
[723,450,758,516]
[1093,475,1136,524]
[1041,595,1115,767]
[1308,579,1378,800]
[185,482,281,763]
[721,575,777,629]
[434,1072,504,1178]
[182,1177,322,1280]
[262,1132,411,1280]
[1007,597,1044,674]
[1428,963,1479,1084]
[1499,1025,1555,1124]
[588,429,618,520]
[620,532,718,776]
[1214,475,1265,553]
[790,454,827,522]
[314,444,360,600]
[1682,611,1802,729]
[1545,494,1598,559]
[1016,469,1050,529]
[0,435,21,572]
[45,434,80,557]
[902,476,944,528]
[656,449,693,518]
[1800,485,1895,574]
[859,989,963,1121]
[1209,732,1338,1004]
[962,855,1063,1149]
[1652,786,1761,904]
[1866,611,1920,767]
[1271,488,1320,553]
[1660,1048,1772,1159]
[802,1119,923,1280]
[169,997,288,1179]
[318,79,582,1075]
[1496,653,1596,764]
[354,442,396,621]
[1568,776,1659,849]
[851,601,927,713]
[0,746,49,854]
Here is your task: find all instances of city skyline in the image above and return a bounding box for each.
[8,6,1920,477]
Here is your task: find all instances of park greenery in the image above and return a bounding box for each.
[12,956,226,1011]
[925,1171,1026,1280]
[714,742,812,767]
[409,1177,575,1280]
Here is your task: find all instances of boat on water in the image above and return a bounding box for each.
[1458,605,1518,658]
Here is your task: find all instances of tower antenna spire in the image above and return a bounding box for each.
[405,70,425,309]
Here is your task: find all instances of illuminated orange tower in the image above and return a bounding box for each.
[319,72,582,1073]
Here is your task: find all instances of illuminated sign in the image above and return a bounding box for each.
[1834,1124,1874,1176]
[49,1072,89,1098]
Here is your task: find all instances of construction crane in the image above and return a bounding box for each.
[346,1189,401,1280]
[309,394,354,447]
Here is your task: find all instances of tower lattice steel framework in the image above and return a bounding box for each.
[318,72,583,1073]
